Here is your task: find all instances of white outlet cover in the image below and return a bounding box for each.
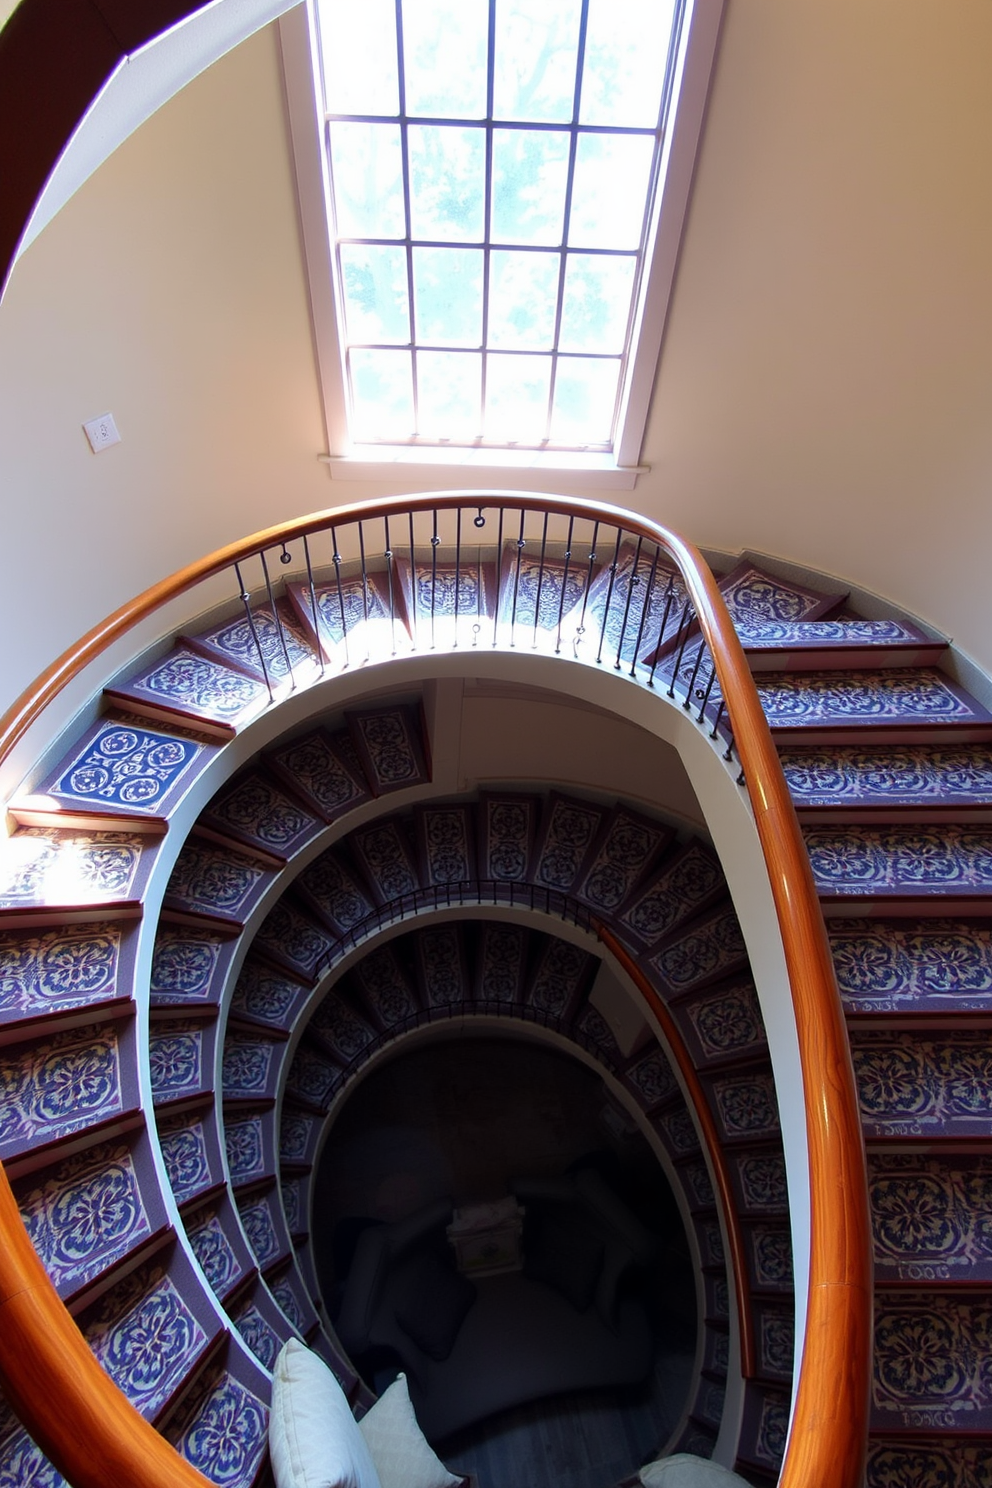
[83,412,121,453]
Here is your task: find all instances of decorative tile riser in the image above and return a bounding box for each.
[866,1436,992,1488]
[852,1030,992,1139]
[871,1292,992,1432]
[806,825,992,911]
[782,743,992,817]
[868,1153,992,1283]
[829,918,992,1016]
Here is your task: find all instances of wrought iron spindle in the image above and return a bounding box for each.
[556,515,575,655]
[430,509,439,650]
[510,507,526,646]
[407,512,418,652]
[575,520,599,653]
[666,602,695,700]
[454,506,462,647]
[696,664,718,722]
[330,524,350,669]
[259,548,294,688]
[682,639,705,710]
[647,571,677,688]
[630,545,660,678]
[493,507,505,647]
[303,536,325,675]
[596,528,624,664]
[358,521,371,664]
[235,560,273,702]
[532,509,550,648]
[615,535,643,670]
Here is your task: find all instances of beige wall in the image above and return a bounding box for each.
[2,1,991,718]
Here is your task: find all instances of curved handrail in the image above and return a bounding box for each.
[0,491,870,1488]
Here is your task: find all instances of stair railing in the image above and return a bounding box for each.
[0,491,870,1488]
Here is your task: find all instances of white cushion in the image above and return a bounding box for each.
[269,1339,382,1488]
[358,1374,462,1488]
[640,1454,752,1488]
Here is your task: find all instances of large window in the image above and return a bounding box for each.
[282,0,724,486]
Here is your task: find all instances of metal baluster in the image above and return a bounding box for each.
[666,603,694,699]
[407,512,418,653]
[510,508,526,647]
[648,571,677,689]
[575,520,599,654]
[454,506,462,647]
[330,524,350,670]
[596,528,623,664]
[682,638,705,709]
[260,548,294,689]
[614,535,642,670]
[493,507,505,648]
[630,545,659,678]
[430,508,439,650]
[556,515,575,655]
[303,535,325,675]
[532,510,549,648]
[383,516,397,655]
[709,698,727,739]
[696,664,718,722]
[358,521,371,664]
[235,560,273,702]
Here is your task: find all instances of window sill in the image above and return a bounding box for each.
[319,448,649,492]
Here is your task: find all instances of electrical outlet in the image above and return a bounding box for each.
[83,413,121,453]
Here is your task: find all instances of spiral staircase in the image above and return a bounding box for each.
[1,494,990,1488]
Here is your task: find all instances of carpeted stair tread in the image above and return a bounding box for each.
[851,1028,992,1139]
[870,1290,992,1432]
[163,1360,270,1488]
[221,1032,282,1105]
[866,1435,992,1487]
[0,827,153,929]
[757,669,992,742]
[105,645,271,738]
[0,920,136,1037]
[867,1151,992,1282]
[805,824,992,908]
[156,1107,225,1210]
[224,1111,276,1190]
[184,1198,256,1303]
[737,616,944,671]
[286,571,410,665]
[227,959,308,1033]
[184,597,320,686]
[395,554,497,647]
[197,770,324,863]
[781,743,992,819]
[266,726,373,823]
[828,917,992,1016]
[149,926,235,1012]
[162,836,276,930]
[149,1018,216,1110]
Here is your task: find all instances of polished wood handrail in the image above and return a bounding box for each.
[0,491,871,1488]
[595,921,756,1379]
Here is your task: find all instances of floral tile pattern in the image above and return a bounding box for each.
[829,918,992,1015]
[347,704,428,795]
[749,1225,794,1289]
[202,773,321,858]
[780,744,992,808]
[868,1153,992,1281]
[231,1297,284,1369]
[237,1194,284,1267]
[572,1003,622,1065]
[267,728,372,822]
[0,1403,65,1488]
[623,1049,679,1109]
[309,995,375,1064]
[81,1261,208,1418]
[720,562,842,627]
[148,1022,204,1104]
[349,820,420,904]
[269,1269,311,1334]
[477,793,539,882]
[286,1045,342,1109]
[573,807,672,914]
[297,850,375,936]
[585,549,686,665]
[681,980,765,1062]
[190,600,317,684]
[280,1178,305,1234]
[852,1030,992,1138]
[750,1387,790,1469]
[414,924,469,1007]
[757,669,987,730]
[872,1294,992,1429]
[185,1206,246,1298]
[498,550,590,637]
[655,1106,699,1156]
[0,830,144,910]
[475,923,528,1004]
[279,1112,318,1165]
[756,1302,794,1379]
[530,794,605,892]
[254,903,332,982]
[113,646,268,729]
[165,1365,269,1488]
[681,1160,716,1210]
[0,1023,123,1156]
[150,928,224,1007]
[737,617,925,647]
[0,922,126,1023]
[805,823,992,898]
[351,946,418,1027]
[865,1438,992,1488]
[733,1153,788,1214]
[44,722,202,815]
[17,1141,152,1294]
[224,1114,268,1186]
[158,1113,213,1204]
[646,905,747,995]
[709,1071,780,1140]
[417,805,475,886]
[229,960,307,1028]
[526,937,591,1017]
[164,838,270,922]
[295,573,397,652]
[222,1037,276,1099]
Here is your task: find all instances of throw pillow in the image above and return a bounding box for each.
[395,1250,477,1362]
[640,1454,752,1487]
[358,1373,462,1488]
[269,1339,382,1488]
[523,1208,604,1312]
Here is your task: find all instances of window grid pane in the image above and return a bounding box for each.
[320,0,680,450]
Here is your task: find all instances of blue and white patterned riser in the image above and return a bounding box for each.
[866,1437,992,1488]
[105,646,270,739]
[0,1397,67,1488]
[584,548,688,667]
[674,981,767,1067]
[736,1382,791,1476]
[572,806,673,916]
[267,1264,320,1339]
[222,1034,280,1104]
[157,1109,222,1209]
[413,924,471,1008]
[645,903,748,997]
[199,772,323,862]
[622,1047,680,1111]
[150,927,233,1011]
[347,704,429,797]
[752,1299,795,1383]
[829,918,992,1016]
[9,717,213,832]
[756,669,992,743]
[231,1288,290,1370]
[805,824,992,911]
[149,1019,214,1109]
[163,838,275,929]
[164,1358,270,1488]
[185,1200,254,1303]
[295,850,376,938]
[348,819,420,905]
[228,959,309,1032]
[852,1030,992,1139]
[528,793,606,894]
[266,727,373,825]
[497,548,593,642]
[614,842,723,951]
[253,902,333,985]
[0,829,153,929]
[0,921,136,1038]
[186,598,319,687]
[477,793,540,882]
[349,946,418,1029]
[526,937,593,1020]
[781,743,992,819]
[14,1134,171,1302]
[871,1292,992,1432]
[307,994,376,1066]
[415,804,476,887]
[286,573,408,666]
[279,1110,321,1170]
[738,617,944,672]
[728,1152,789,1217]
[474,922,530,1005]
[396,557,497,647]
[743,1222,794,1293]
[868,1152,992,1283]
[237,1190,291,1273]
[705,1071,781,1145]
[224,1111,276,1189]
[285,1044,344,1112]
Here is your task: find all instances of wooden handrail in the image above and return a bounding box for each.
[0,491,871,1488]
[595,921,755,1379]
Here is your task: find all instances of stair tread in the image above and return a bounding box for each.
[197,770,324,862]
[871,1290,992,1431]
[0,827,152,924]
[0,920,136,1032]
[782,743,992,812]
[806,823,992,901]
[851,1028,992,1139]
[868,1151,992,1283]
[105,644,271,736]
[758,669,992,737]
[185,597,320,686]
[829,917,992,1016]
[164,1358,270,1488]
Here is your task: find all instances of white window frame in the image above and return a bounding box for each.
[280,0,725,492]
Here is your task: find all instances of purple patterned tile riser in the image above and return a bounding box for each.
[527,938,591,1017]
[738,617,925,646]
[806,823,992,897]
[79,1259,209,1418]
[477,794,539,882]
[0,1400,65,1488]
[747,1225,794,1290]
[757,669,988,730]
[738,1384,790,1470]
[852,1030,992,1138]
[222,1035,277,1099]
[351,945,418,1026]
[230,960,308,1028]
[165,1364,269,1488]
[573,807,672,914]
[733,1152,788,1214]
[347,703,428,795]
[680,980,765,1063]
[164,838,271,921]
[693,1376,726,1428]
[16,1140,155,1295]
[287,1044,342,1108]
[781,743,992,808]
[279,1112,319,1166]
[708,1071,780,1141]
[349,819,420,904]
[203,773,322,858]
[269,1267,314,1334]
[530,795,605,893]
[267,728,371,822]
[623,1048,679,1109]
[865,1438,992,1488]
[698,1220,725,1268]
[829,918,992,1014]
[309,995,375,1064]
[238,1193,285,1267]
[646,905,747,995]
[224,1113,269,1185]
[294,573,395,649]
[414,925,469,1007]
[148,1021,205,1103]
[868,1152,992,1281]
[0,1022,125,1157]
[655,1105,699,1157]
[232,1296,284,1369]
[755,1302,794,1379]
[150,927,225,1006]
[280,1178,305,1234]
[297,849,376,937]
[185,1205,248,1298]
[703,1325,731,1378]
[190,600,317,684]
[114,646,268,729]
[681,1160,716,1210]
[572,1002,622,1064]
[158,1112,214,1204]
[704,1272,729,1321]
[498,550,590,636]
[720,562,843,627]
[872,1293,992,1430]
[615,843,723,950]
[254,902,332,981]
[400,556,494,622]
[475,922,528,1003]
[417,805,475,886]
[0,922,130,1024]
[0,829,146,910]
[40,721,203,817]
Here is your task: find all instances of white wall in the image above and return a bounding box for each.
[2,1,992,719]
